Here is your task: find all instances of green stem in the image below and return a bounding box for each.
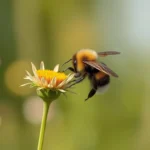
[37,100,51,150]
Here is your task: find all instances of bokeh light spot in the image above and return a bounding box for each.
[5,60,33,96]
[23,96,57,124]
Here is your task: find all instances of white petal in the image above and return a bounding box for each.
[32,77,39,83]
[37,87,45,90]
[50,77,56,87]
[58,89,66,92]
[60,73,74,86]
[66,90,77,95]
[57,73,74,88]
[57,80,66,88]
[66,73,75,83]
[26,70,33,79]
[53,64,59,72]
[24,76,33,81]
[31,62,38,79]
[48,83,53,88]
[20,83,31,87]
[41,77,47,86]
[40,61,45,70]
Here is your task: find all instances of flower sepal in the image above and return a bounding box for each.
[37,89,61,102]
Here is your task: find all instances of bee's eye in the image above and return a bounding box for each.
[74,60,77,65]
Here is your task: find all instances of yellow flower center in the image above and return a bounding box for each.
[36,70,67,85]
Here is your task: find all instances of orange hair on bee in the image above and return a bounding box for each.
[76,49,98,72]
[95,72,106,80]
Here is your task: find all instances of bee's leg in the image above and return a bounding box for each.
[66,72,82,84]
[85,76,97,101]
[68,73,86,88]
[63,68,81,79]
[63,67,75,72]
[68,76,85,88]
[85,89,97,101]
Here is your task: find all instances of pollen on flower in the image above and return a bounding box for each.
[36,70,67,85]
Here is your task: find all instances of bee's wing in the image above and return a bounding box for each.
[98,51,120,57]
[83,61,118,77]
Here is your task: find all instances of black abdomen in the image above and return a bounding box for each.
[88,71,110,90]
[97,75,110,87]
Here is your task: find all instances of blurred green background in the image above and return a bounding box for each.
[0,0,150,150]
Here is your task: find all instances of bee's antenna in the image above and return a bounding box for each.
[61,59,72,68]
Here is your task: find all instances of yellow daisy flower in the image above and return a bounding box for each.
[21,62,75,98]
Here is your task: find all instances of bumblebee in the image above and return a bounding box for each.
[63,49,120,100]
